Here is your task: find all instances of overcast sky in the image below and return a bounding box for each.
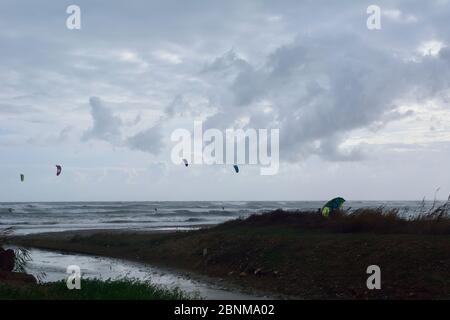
[1,0,450,201]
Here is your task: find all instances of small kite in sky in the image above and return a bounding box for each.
[56,165,62,176]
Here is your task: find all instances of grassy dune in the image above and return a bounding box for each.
[11,207,450,299]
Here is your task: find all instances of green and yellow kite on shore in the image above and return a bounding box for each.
[321,197,345,217]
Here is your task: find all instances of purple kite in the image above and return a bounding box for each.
[56,165,62,176]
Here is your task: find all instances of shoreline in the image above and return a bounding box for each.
[8,209,450,299]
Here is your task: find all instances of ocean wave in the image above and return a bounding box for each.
[0,201,431,235]
[102,219,158,224]
[0,221,30,225]
[184,218,207,222]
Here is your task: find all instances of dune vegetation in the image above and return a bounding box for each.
[10,203,450,299]
[0,278,192,300]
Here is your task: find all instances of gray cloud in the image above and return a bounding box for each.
[199,31,450,161]
[126,126,163,155]
[0,104,39,115]
[82,96,164,155]
[1,0,450,200]
[82,97,122,143]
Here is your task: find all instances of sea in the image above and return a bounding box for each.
[0,200,438,235]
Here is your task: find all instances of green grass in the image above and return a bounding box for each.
[0,278,193,300]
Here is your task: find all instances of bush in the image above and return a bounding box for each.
[0,227,31,273]
[219,200,450,235]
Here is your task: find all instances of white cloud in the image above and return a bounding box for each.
[418,40,446,56]
[152,50,182,64]
[383,9,418,23]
